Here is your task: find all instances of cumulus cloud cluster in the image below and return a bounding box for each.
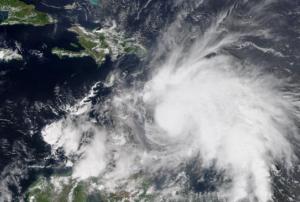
[0,48,22,62]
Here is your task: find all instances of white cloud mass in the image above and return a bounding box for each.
[42,1,300,201]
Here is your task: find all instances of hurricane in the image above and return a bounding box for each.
[41,1,300,201]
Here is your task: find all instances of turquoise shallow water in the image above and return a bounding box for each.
[89,0,99,5]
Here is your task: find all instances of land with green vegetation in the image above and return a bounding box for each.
[52,24,146,65]
[0,0,54,26]
[25,176,154,202]
[52,47,89,59]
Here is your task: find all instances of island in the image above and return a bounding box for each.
[0,0,54,26]
[52,24,146,65]
[51,47,89,60]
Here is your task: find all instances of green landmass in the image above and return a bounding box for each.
[71,26,107,64]
[52,47,89,59]
[25,174,221,201]
[52,24,146,66]
[0,0,54,26]
[26,177,81,202]
[25,176,154,202]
